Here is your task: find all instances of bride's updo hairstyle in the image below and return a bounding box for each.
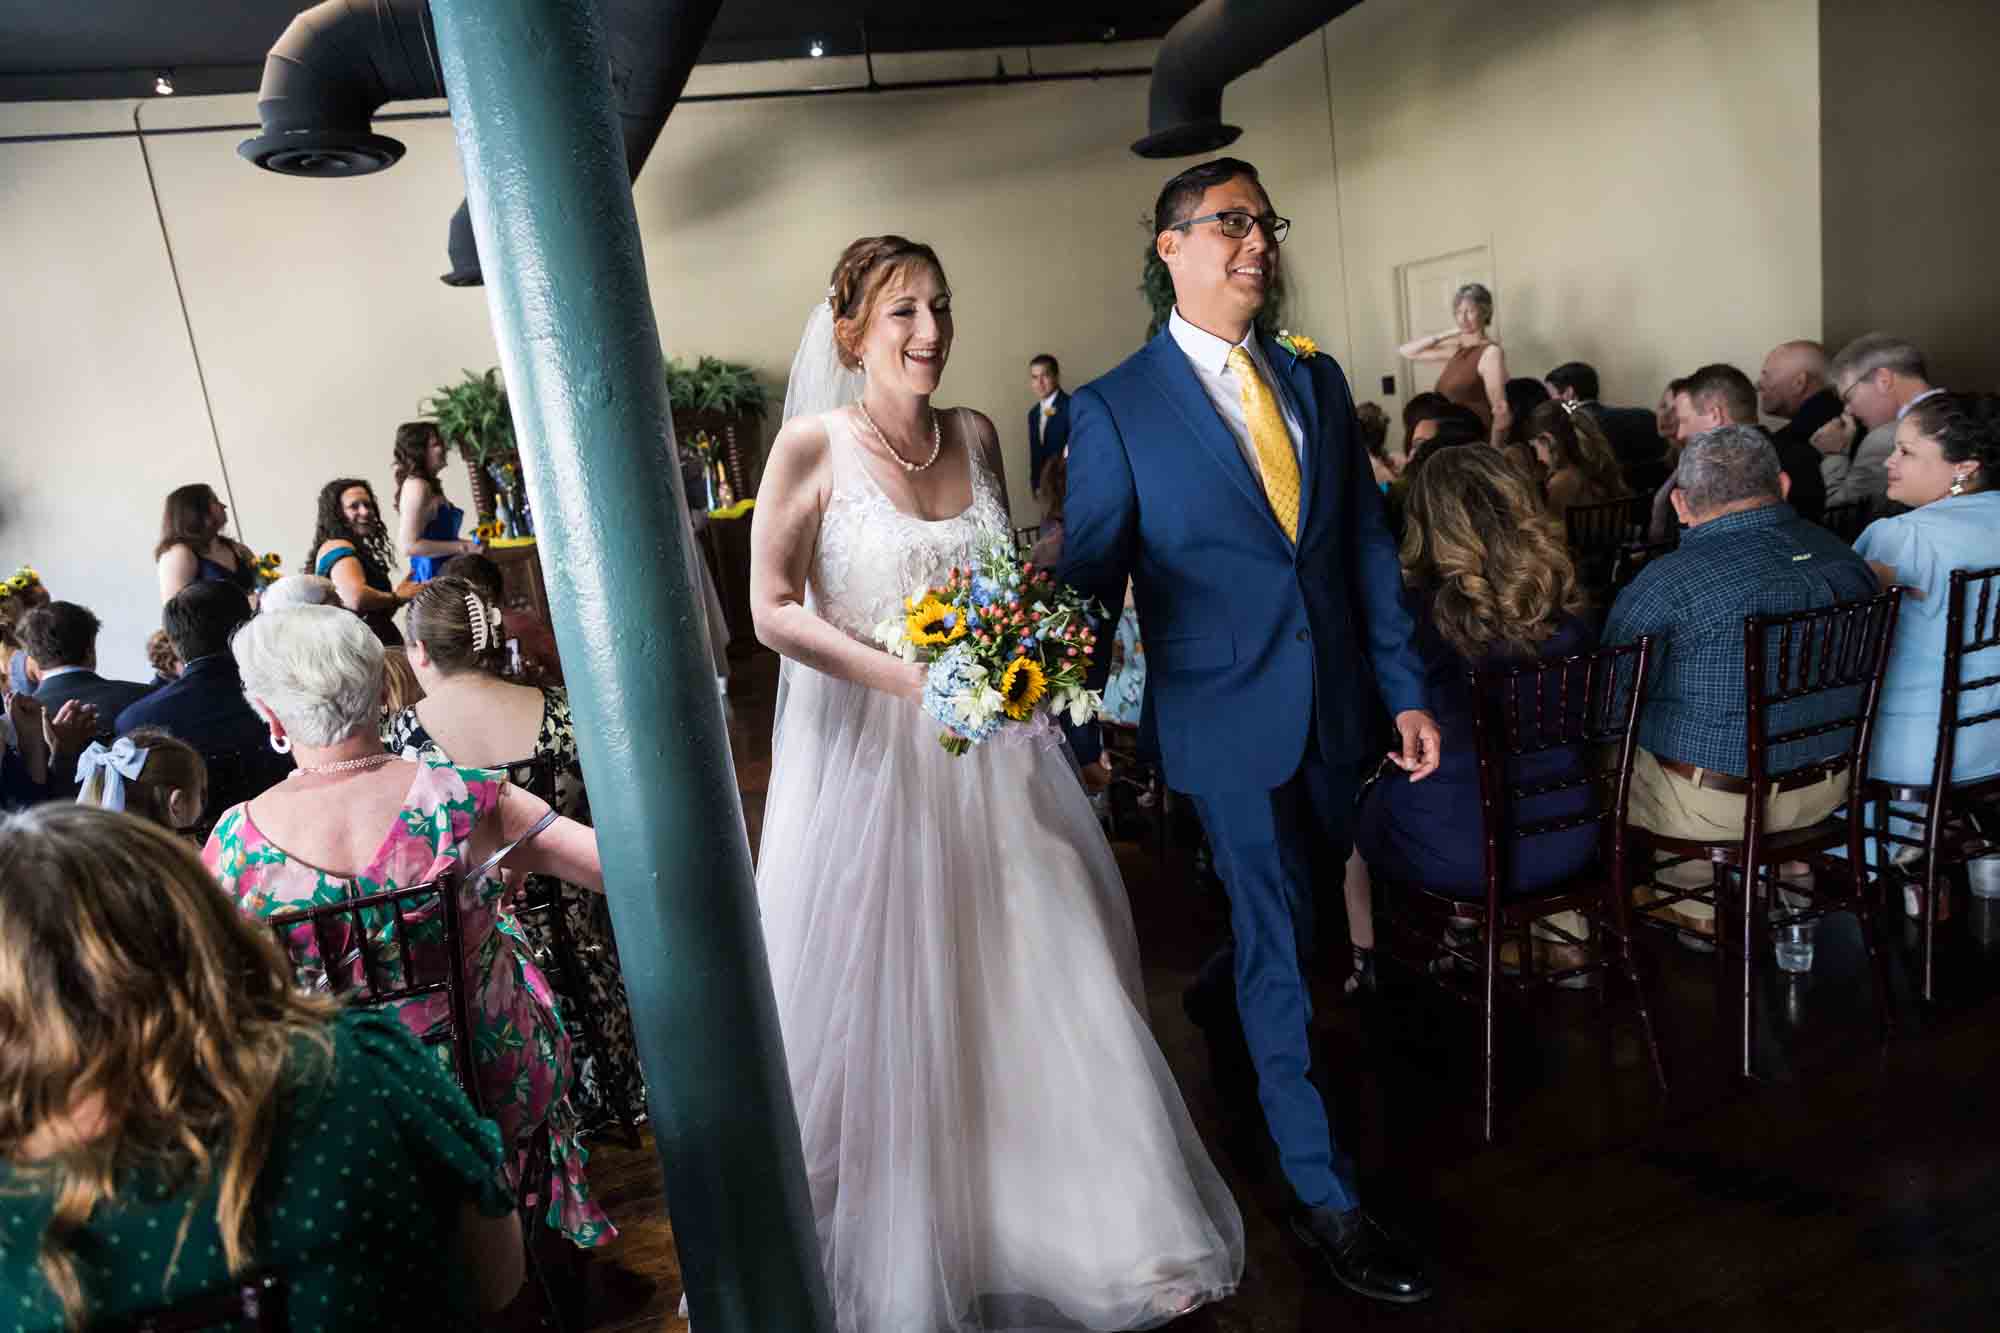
[828,235,948,371]
[408,575,507,676]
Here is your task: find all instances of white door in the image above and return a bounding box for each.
[1396,245,1493,400]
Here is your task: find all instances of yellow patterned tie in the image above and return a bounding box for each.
[1227,345,1300,543]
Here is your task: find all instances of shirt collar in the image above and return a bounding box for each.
[1897,386,1946,419]
[1169,306,1261,378]
[1681,500,1794,545]
[36,664,90,682]
[1039,391,1060,411]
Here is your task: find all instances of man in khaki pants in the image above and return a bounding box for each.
[1602,426,1877,942]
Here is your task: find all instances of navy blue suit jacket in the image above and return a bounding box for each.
[1028,389,1071,497]
[116,654,294,814]
[1059,328,1426,794]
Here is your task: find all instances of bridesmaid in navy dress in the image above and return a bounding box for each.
[155,483,258,605]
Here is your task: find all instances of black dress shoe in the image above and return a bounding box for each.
[1290,1205,1434,1305]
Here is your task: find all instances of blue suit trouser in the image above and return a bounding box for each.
[1191,733,1361,1212]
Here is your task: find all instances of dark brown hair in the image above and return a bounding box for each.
[1399,446,1587,660]
[1153,156,1266,236]
[154,484,220,560]
[407,576,505,677]
[1526,401,1624,497]
[18,602,100,669]
[391,421,443,506]
[828,235,948,372]
[1904,391,2000,492]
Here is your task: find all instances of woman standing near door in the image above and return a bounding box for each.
[1398,282,1510,447]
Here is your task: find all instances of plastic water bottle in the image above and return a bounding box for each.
[1773,919,1814,974]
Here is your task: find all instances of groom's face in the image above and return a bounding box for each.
[1157,175,1279,330]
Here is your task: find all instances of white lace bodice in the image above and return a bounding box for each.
[809,408,1012,641]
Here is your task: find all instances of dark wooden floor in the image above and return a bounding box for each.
[558,649,2000,1332]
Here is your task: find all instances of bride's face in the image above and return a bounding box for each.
[856,264,953,396]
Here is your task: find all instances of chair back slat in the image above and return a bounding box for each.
[1469,638,1653,889]
[1562,494,1648,555]
[1923,567,2000,801]
[1744,590,1903,787]
[266,872,477,1106]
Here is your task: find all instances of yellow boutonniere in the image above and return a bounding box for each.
[1042,405,1056,419]
[1276,330,1320,361]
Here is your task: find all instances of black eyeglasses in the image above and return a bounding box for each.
[1173,210,1290,243]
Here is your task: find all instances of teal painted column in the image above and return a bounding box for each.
[426,3,832,1328]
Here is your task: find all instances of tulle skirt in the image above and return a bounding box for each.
[756,664,1244,1333]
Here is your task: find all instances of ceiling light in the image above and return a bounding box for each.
[808,39,826,58]
[154,72,175,95]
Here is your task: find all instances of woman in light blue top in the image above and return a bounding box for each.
[1855,392,2000,788]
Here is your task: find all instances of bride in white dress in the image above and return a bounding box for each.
[747,235,1244,1333]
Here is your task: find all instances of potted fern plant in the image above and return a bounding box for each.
[665,355,769,501]
[420,368,516,525]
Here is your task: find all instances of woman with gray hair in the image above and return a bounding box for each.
[200,605,617,1248]
[1398,281,1511,446]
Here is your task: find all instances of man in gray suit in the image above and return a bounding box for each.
[1813,333,1941,509]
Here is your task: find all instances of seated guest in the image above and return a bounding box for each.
[1400,390,1453,458]
[1853,393,2000,914]
[440,553,562,682]
[394,421,482,586]
[1604,426,1876,943]
[154,482,257,605]
[1527,400,1625,516]
[202,605,615,1248]
[1,692,96,811]
[116,581,293,819]
[390,578,648,1133]
[144,629,181,689]
[1358,402,1397,489]
[1404,403,1486,471]
[1817,332,1942,508]
[1758,340,1844,489]
[1343,446,1600,992]
[1678,362,1826,523]
[1545,360,1664,468]
[259,572,339,610]
[74,726,207,835]
[0,804,524,1326]
[20,602,150,795]
[308,478,407,646]
[1646,377,1694,541]
[1502,377,1551,447]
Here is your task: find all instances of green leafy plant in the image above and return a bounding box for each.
[420,368,515,465]
[665,355,769,421]
[1139,216,1287,340]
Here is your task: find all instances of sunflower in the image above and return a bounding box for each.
[998,657,1047,720]
[906,596,967,647]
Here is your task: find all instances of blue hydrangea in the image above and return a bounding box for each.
[971,575,1003,606]
[922,643,1001,745]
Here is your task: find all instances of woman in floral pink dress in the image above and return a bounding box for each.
[202,605,615,1247]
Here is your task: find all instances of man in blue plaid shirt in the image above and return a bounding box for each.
[1603,425,1876,942]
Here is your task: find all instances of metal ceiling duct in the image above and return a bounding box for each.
[237,0,440,177]
[1132,0,1364,159]
[241,0,723,286]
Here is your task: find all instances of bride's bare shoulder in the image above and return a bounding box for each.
[757,412,837,511]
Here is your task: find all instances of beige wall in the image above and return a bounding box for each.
[1821,0,2000,388]
[1,1,1823,680]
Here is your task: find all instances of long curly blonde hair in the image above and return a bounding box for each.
[0,806,336,1327]
[1399,446,1587,660]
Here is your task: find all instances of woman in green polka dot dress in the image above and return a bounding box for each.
[0,805,528,1329]
[199,607,616,1249]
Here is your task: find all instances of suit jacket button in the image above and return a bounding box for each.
[1296,629,1309,642]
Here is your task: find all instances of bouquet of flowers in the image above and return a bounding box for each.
[252,551,285,587]
[875,539,1105,755]
[1,566,39,597]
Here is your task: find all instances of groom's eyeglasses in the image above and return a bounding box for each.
[1173,211,1291,243]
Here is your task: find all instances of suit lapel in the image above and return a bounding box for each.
[1263,331,1323,536]
[1138,333,1284,539]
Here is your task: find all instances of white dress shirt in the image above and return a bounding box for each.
[1167,308,1307,485]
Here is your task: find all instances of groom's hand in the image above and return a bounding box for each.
[1389,710,1441,783]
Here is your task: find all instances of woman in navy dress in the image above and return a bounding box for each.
[395,421,481,586]
[155,483,258,605]
[1344,446,1599,992]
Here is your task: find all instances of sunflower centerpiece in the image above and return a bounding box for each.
[876,538,1105,756]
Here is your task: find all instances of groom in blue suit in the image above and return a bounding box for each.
[1061,158,1438,1304]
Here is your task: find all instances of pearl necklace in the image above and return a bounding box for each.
[288,753,397,779]
[856,401,942,472]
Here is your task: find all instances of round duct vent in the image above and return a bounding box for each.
[237,130,407,177]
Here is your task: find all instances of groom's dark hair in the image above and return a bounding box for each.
[1153,157,1266,236]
